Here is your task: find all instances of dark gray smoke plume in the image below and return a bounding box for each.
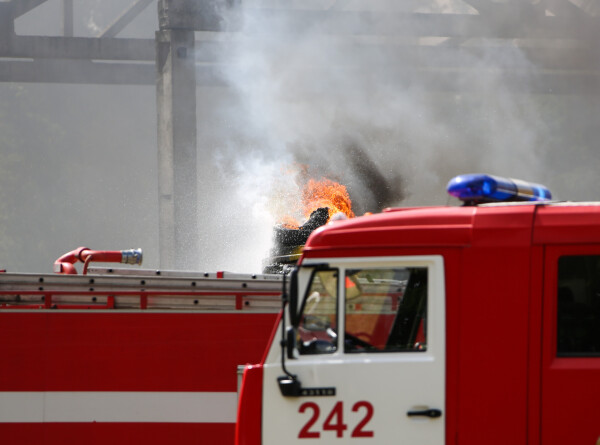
[343,141,405,213]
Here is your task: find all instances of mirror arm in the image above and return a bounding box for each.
[278,269,301,397]
[288,267,299,327]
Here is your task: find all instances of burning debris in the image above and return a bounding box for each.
[263,177,354,274]
[274,207,330,247]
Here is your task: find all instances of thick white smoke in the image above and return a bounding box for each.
[195,1,566,271]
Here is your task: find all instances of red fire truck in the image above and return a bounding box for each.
[236,174,600,445]
[0,247,281,445]
[2,174,599,445]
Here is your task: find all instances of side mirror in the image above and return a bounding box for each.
[277,375,302,397]
[288,268,299,327]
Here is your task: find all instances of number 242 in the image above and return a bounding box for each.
[298,401,374,439]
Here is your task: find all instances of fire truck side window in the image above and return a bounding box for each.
[297,269,339,355]
[344,267,427,353]
[557,255,600,356]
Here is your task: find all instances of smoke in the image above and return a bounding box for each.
[343,141,405,213]
[2,1,600,273]
[195,0,600,271]
[200,2,542,259]
[212,3,545,209]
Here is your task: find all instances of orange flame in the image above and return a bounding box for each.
[278,214,302,229]
[302,178,355,220]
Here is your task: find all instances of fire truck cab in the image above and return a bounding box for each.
[236,175,600,445]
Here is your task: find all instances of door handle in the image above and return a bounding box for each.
[406,408,442,418]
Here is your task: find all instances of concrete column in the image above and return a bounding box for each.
[62,0,73,37]
[155,28,197,270]
[0,2,15,51]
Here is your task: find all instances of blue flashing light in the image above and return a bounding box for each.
[447,174,552,204]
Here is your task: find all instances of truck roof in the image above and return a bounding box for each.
[302,202,600,256]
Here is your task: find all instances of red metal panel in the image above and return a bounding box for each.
[235,365,263,445]
[540,245,600,445]
[456,226,532,445]
[304,207,474,254]
[0,311,278,445]
[471,205,536,247]
[526,245,544,445]
[0,312,277,392]
[0,422,233,445]
[533,205,600,245]
[440,249,462,445]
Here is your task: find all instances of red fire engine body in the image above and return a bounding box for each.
[0,262,281,445]
[236,199,600,444]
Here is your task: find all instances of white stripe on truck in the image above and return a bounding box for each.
[0,391,237,423]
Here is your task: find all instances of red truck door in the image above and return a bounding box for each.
[541,245,600,445]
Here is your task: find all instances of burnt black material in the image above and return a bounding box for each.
[274,207,329,247]
[263,207,330,274]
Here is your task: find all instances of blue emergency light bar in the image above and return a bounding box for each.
[447,174,552,204]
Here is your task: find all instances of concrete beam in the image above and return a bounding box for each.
[154,6,600,39]
[155,29,198,270]
[0,59,155,84]
[3,34,600,72]
[0,57,598,94]
[2,35,600,78]
[0,35,155,61]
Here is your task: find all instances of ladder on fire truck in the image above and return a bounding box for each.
[0,267,282,311]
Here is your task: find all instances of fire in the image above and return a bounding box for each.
[278,214,303,230]
[266,175,355,273]
[270,164,355,230]
[302,178,355,220]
